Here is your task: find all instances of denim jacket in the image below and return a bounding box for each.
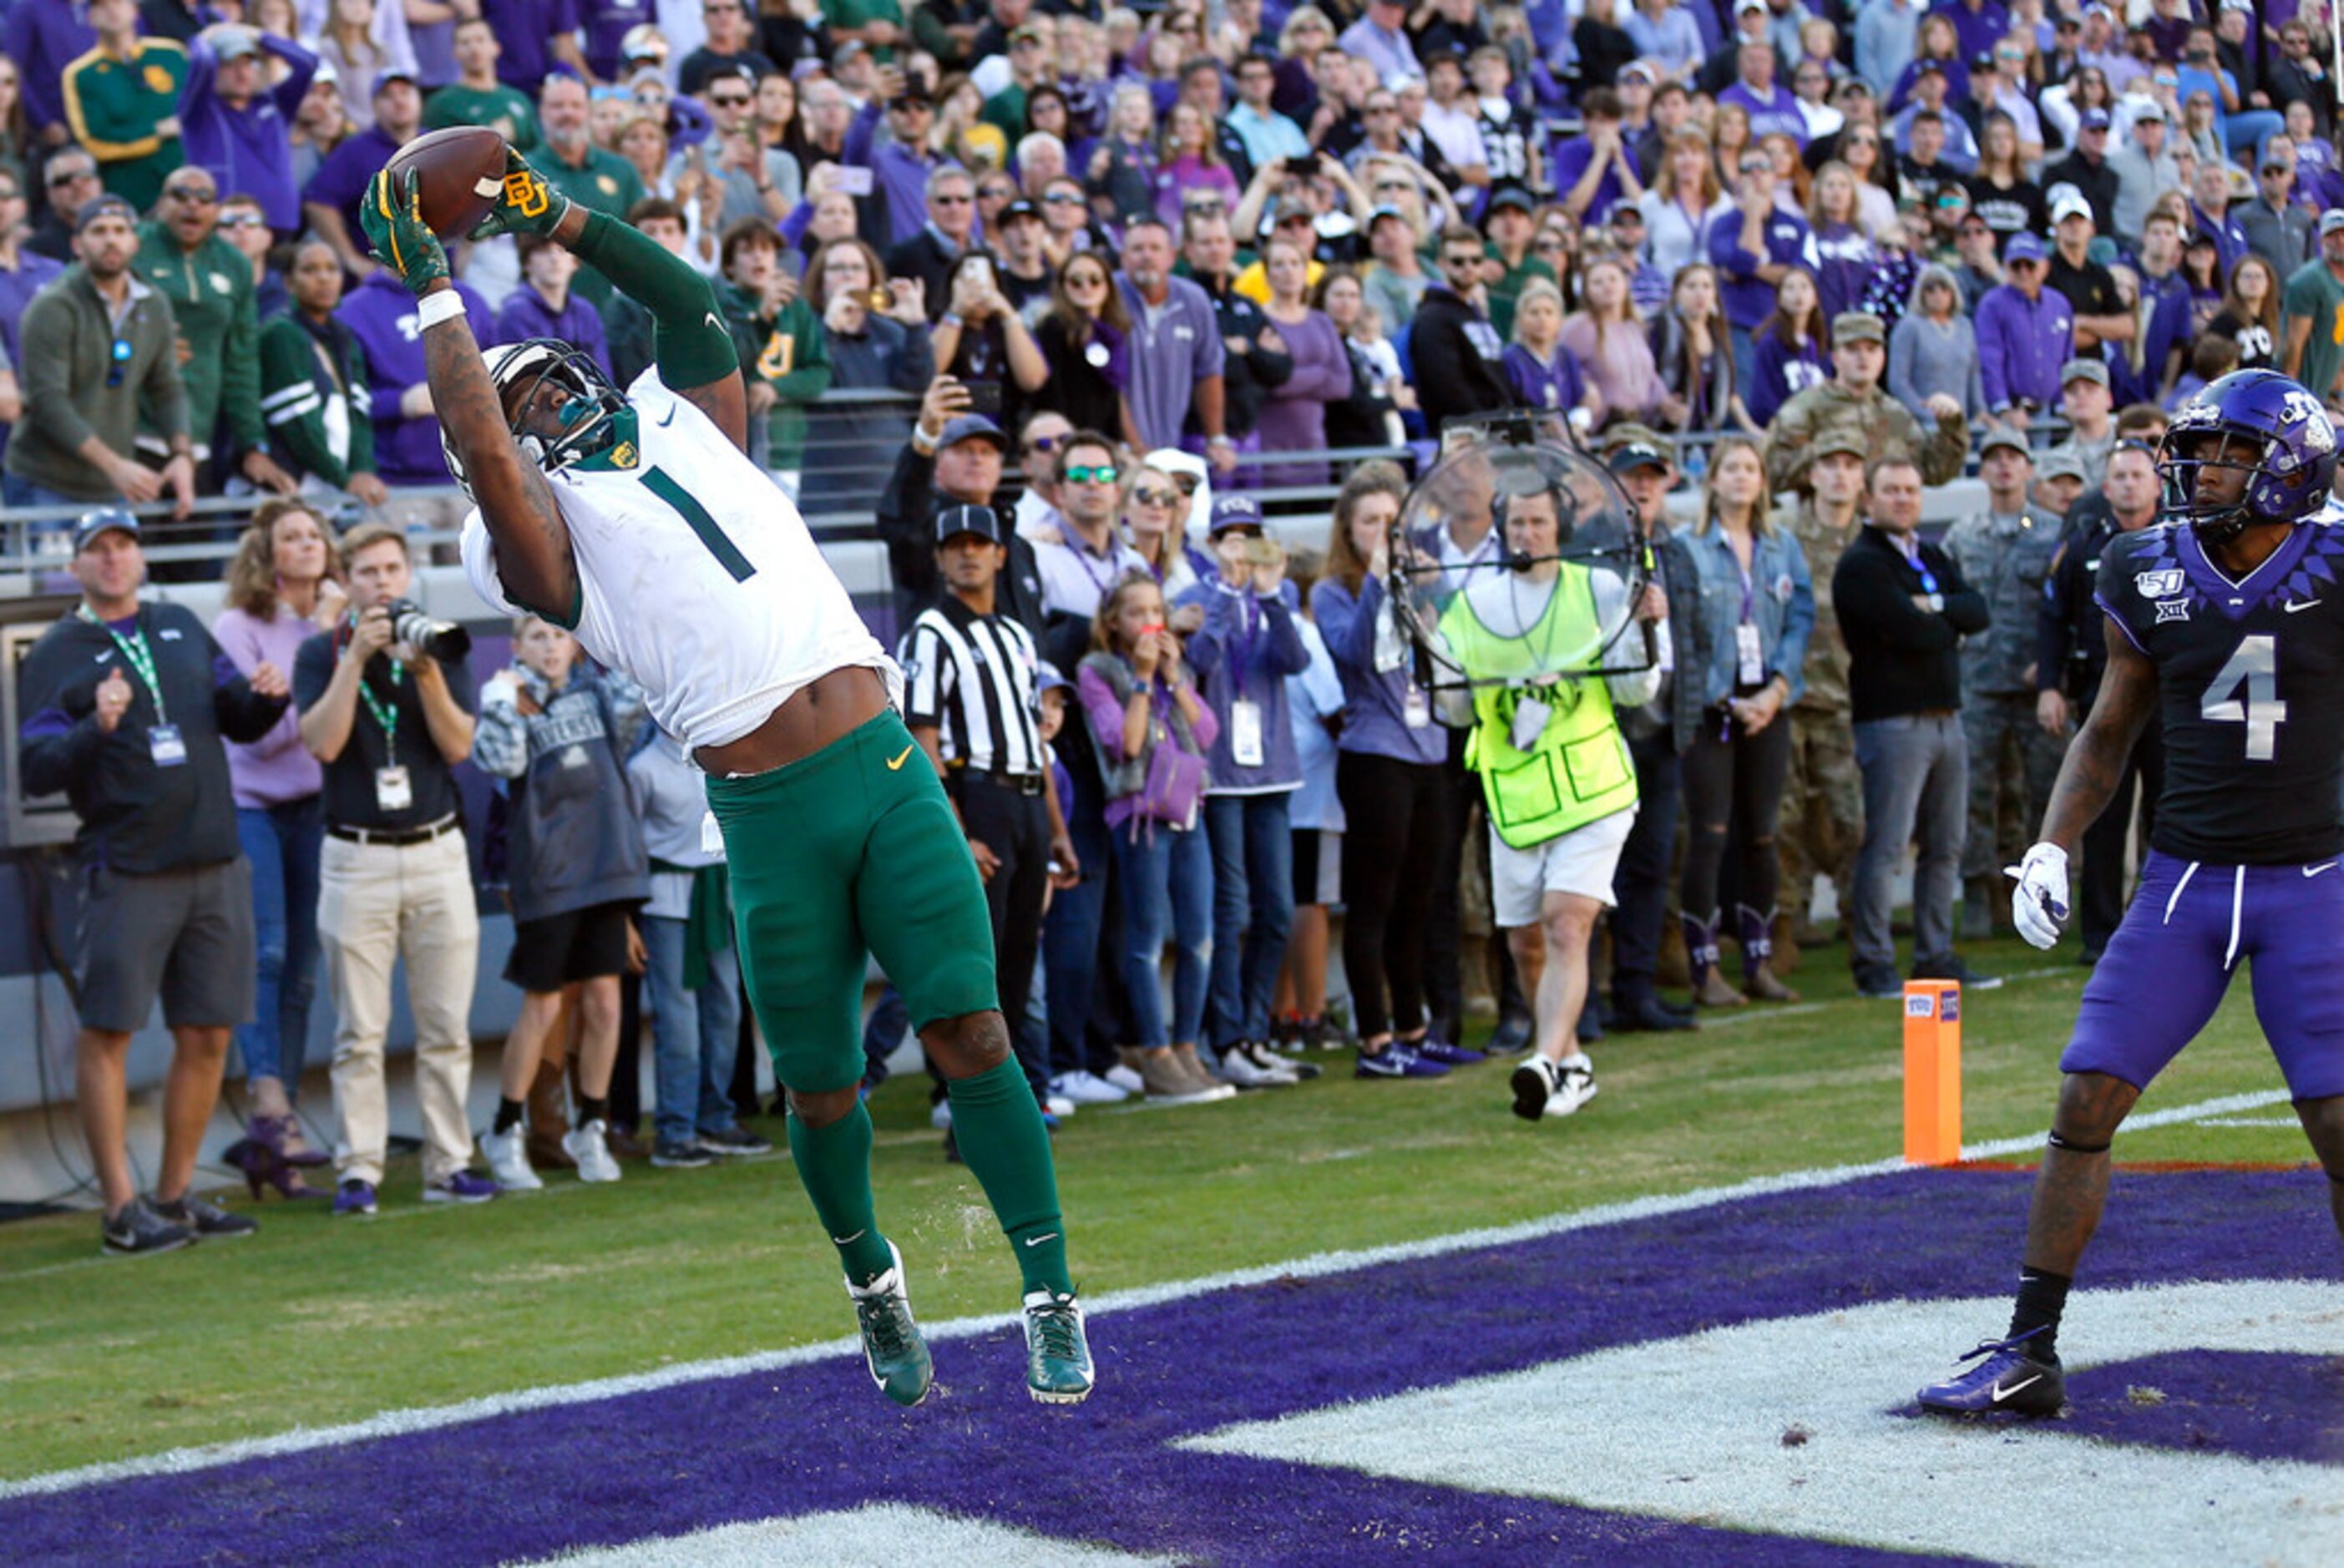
[1681,518,1815,711]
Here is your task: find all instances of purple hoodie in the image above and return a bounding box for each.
[337,271,494,485]
[180,33,319,235]
[2,0,96,135]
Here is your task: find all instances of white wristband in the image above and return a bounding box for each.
[417,289,467,331]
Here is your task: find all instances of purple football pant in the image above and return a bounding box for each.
[2063,851,2344,1100]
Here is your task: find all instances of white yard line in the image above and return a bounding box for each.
[0,1084,2294,1500]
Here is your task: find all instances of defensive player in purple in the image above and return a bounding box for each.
[1918,369,2344,1417]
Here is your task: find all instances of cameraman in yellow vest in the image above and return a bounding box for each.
[1433,478,1668,1124]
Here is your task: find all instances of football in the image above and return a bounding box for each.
[382,126,510,240]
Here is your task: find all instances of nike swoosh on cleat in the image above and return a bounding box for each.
[1989,1374,2043,1404]
[885,744,916,770]
[2306,862,2337,878]
[1023,1232,1060,1247]
[2284,598,2321,614]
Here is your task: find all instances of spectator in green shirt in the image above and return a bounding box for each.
[2282,217,2344,403]
[423,18,539,153]
[716,220,832,482]
[63,0,190,213]
[534,72,648,312]
[823,0,908,64]
[136,167,295,498]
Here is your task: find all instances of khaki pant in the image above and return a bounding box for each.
[320,829,479,1186]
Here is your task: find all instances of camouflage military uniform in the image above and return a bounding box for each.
[1941,505,2068,893]
[1762,382,1972,498]
[1778,494,1865,933]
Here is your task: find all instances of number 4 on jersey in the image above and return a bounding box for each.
[2201,634,2287,761]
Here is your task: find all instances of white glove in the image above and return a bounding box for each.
[2006,842,2070,951]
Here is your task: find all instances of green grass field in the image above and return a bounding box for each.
[0,935,2313,1485]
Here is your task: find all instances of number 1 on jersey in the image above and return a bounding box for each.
[641,465,756,583]
[2201,633,2286,761]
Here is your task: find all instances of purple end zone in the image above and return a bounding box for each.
[2064,1351,2344,1466]
[4,1169,2336,1566]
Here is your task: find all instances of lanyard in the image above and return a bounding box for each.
[1068,536,1121,601]
[78,605,165,725]
[1894,536,1941,596]
[355,653,404,749]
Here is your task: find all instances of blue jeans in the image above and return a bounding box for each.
[2223,110,2283,164]
[861,984,908,1087]
[232,799,323,1091]
[1204,792,1294,1047]
[645,915,744,1146]
[1107,817,1213,1049]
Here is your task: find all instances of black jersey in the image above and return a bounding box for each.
[2097,522,2344,864]
[1475,100,1538,188]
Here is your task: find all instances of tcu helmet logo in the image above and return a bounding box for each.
[2135,568,2185,599]
[2281,390,2336,455]
[503,171,551,220]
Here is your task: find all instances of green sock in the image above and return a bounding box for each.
[944,1057,1073,1296]
[785,1101,894,1286]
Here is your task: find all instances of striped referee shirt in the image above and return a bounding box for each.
[901,597,1045,778]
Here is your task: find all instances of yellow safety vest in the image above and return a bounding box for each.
[1438,566,1638,849]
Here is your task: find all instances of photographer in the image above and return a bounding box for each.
[293,524,494,1216]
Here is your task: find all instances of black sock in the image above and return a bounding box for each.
[2007,1267,2073,1358]
[494,1098,524,1135]
[579,1095,610,1127]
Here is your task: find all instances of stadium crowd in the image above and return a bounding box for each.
[8,0,2344,1252]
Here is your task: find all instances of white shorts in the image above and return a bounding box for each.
[1489,807,1637,929]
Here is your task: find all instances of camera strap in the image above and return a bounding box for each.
[78,604,166,726]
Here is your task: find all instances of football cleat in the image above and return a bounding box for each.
[846,1242,934,1408]
[1021,1287,1096,1405]
[1543,1055,1598,1119]
[1916,1328,2067,1417]
[1510,1055,1562,1121]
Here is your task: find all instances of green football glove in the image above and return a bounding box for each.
[469,148,572,241]
[360,168,450,298]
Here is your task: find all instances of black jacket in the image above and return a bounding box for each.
[17,601,286,873]
[1191,273,1293,441]
[2039,151,2119,236]
[2037,503,2151,704]
[1409,286,1516,437]
[1831,525,1991,722]
[876,441,1049,645]
[886,229,965,325]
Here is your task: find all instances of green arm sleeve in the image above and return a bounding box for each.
[569,208,737,391]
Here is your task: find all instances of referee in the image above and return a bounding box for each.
[903,505,1080,1105]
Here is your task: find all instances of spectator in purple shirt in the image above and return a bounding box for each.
[1927,0,2009,70]
[2,0,98,145]
[1115,218,1233,469]
[481,0,589,95]
[1719,37,1808,147]
[848,66,963,249]
[494,236,613,373]
[1707,148,1819,392]
[0,169,64,464]
[335,267,493,487]
[1554,88,1643,225]
[180,23,320,238]
[1974,231,2074,430]
[301,68,423,281]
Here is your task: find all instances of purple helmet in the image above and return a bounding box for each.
[2158,368,2340,541]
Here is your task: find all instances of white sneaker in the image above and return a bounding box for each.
[1045,1092,1076,1118]
[563,1119,623,1182]
[929,1101,954,1130]
[1051,1070,1129,1105]
[1215,1040,1299,1088]
[1103,1064,1146,1095]
[1542,1054,1599,1120]
[479,1125,542,1191]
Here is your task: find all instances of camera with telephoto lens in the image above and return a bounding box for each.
[385,599,470,662]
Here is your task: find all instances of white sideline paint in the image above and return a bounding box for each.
[0,1085,2299,1501]
[1182,1282,2344,1568]
[515,1505,1177,1568]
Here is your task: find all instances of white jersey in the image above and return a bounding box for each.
[462,369,897,753]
